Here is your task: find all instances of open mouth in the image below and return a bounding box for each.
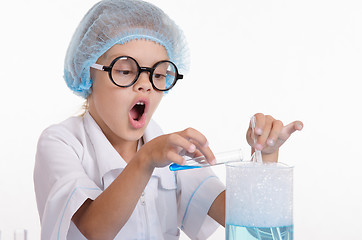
[130,101,145,121]
[129,99,148,129]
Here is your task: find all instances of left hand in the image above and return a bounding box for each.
[246,113,303,161]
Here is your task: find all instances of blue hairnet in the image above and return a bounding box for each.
[64,0,189,98]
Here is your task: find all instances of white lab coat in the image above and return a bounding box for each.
[34,112,225,240]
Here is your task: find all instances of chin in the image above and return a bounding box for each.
[122,125,147,142]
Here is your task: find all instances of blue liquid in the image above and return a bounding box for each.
[226,224,293,240]
[169,164,201,171]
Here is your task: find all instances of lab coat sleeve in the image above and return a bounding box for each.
[176,167,225,239]
[34,125,102,240]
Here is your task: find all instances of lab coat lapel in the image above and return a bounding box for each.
[143,120,177,190]
[84,113,176,190]
[83,112,127,188]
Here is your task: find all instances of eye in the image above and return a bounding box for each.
[153,73,166,80]
[115,70,132,75]
[112,58,138,78]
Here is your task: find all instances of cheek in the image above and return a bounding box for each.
[149,93,163,113]
[91,74,128,113]
[92,78,109,105]
[92,72,116,99]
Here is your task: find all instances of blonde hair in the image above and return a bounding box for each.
[80,99,89,117]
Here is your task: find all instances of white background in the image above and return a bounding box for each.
[1,0,361,239]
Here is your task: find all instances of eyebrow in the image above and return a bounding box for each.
[107,53,123,61]
[106,55,169,65]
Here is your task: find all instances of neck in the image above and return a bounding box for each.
[99,124,140,163]
[86,108,140,163]
[112,138,139,163]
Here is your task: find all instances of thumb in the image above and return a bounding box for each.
[279,121,303,140]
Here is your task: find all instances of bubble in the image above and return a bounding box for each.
[226,162,293,227]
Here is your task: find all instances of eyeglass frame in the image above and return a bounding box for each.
[90,56,183,91]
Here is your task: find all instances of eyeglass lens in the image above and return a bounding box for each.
[111,57,177,90]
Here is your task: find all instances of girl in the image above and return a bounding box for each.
[34,0,303,239]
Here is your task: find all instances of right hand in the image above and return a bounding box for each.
[137,128,216,168]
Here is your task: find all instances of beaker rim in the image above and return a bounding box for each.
[225,161,294,169]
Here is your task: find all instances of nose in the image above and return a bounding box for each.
[133,71,152,92]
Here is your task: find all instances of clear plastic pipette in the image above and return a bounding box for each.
[169,149,243,171]
[251,116,263,163]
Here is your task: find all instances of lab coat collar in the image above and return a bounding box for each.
[83,112,125,186]
[83,112,176,189]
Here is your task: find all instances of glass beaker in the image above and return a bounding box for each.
[14,229,27,240]
[225,161,293,240]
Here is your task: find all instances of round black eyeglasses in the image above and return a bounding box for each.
[91,56,183,91]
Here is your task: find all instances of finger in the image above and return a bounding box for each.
[246,127,254,146]
[189,139,216,165]
[253,113,265,136]
[167,134,196,154]
[255,115,273,150]
[266,120,284,147]
[179,128,209,148]
[183,149,209,165]
[166,151,187,165]
[179,128,216,164]
[279,121,304,140]
[183,149,203,159]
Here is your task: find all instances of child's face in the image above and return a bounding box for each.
[88,39,167,146]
